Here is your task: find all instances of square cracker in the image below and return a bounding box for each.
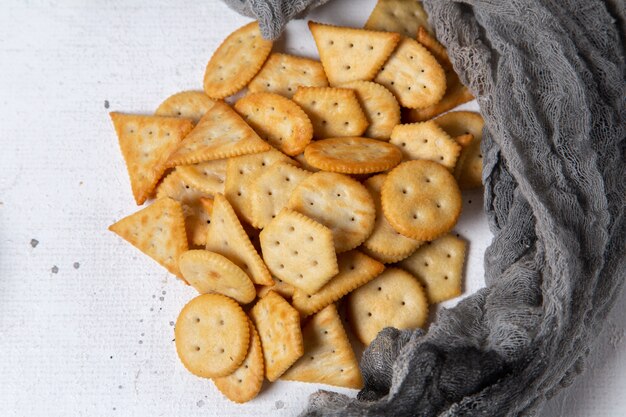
[260,209,338,294]
[109,112,194,205]
[390,120,461,170]
[248,53,329,99]
[175,159,226,197]
[308,21,400,86]
[205,194,273,286]
[365,0,432,38]
[399,234,466,303]
[109,197,188,278]
[249,291,304,381]
[291,250,384,317]
[281,304,363,389]
[166,101,270,167]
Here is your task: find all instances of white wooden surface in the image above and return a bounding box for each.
[0,0,623,416]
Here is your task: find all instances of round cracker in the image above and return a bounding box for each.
[347,268,428,345]
[434,111,484,141]
[303,137,402,174]
[175,294,250,378]
[178,250,256,304]
[287,172,375,253]
[381,160,462,241]
[213,318,264,403]
[155,91,216,123]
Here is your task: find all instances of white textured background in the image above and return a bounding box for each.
[0,0,623,416]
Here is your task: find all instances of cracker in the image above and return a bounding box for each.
[199,197,214,216]
[434,111,484,140]
[339,80,401,140]
[399,234,466,303]
[303,137,402,174]
[454,133,474,148]
[389,121,461,170]
[361,174,423,264]
[292,87,368,139]
[205,194,273,286]
[155,91,216,123]
[109,197,188,278]
[287,172,376,253]
[365,0,431,38]
[156,171,213,246]
[291,250,384,317]
[281,304,362,389]
[203,21,273,99]
[416,26,452,71]
[347,268,428,345]
[109,112,194,204]
[250,162,311,228]
[381,160,462,241]
[257,277,296,299]
[178,250,256,304]
[224,148,293,225]
[259,209,338,294]
[248,53,329,98]
[175,159,227,197]
[249,291,303,381]
[375,37,446,109]
[234,92,313,156]
[213,318,264,403]
[175,293,250,378]
[293,152,320,172]
[166,101,271,167]
[308,21,400,86]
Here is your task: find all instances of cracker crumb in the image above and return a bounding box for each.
[73,262,80,269]
[30,239,39,248]
[104,100,110,109]
[51,265,59,274]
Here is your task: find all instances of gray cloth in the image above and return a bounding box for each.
[222,0,626,415]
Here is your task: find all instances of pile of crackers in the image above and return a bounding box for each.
[108,0,485,404]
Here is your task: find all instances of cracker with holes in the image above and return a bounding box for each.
[390,121,461,170]
[361,174,423,264]
[203,21,273,99]
[176,159,227,197]
[257,277,296,299]
[248,53,329,98]
[416,26,452,71]
[155,91,216,123]
[109,197,188,278]
[340,80,400,140]
[308,21,400,86]
[304,137,402,174]
[281,304,362,389]
[365,0,431,38]
[375,38,446,109]
[250,162,311,228]
[292,250,384,317]
[292,87,368,139]
[287,172,375,253]
[178,250,256,304]
[213,318,264,403]
[205,194,273,285]
[225,148,293,225]
[347,268,428,345]
[234,92,313,156]
[166,101,270,167]
[156,170,214,246]
[175,294,250,378]
[381,160,462,241]
[109,113,194,204]
[260,209,338,294]
[399,234,466,303]
[249,291,303,381]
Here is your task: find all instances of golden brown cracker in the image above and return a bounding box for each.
[175,159,227,197]
[249,291,304,381]
[365,0,432,38]
[390,121,461,170]
[434,111,484,140]
[292,87,369,139]
[109,112,194,205]
[308,21,400,86]
[381,160,462,241]
[155,91,216,123]
[293,152,321,172]
[257,277,296,299]
[454,133,474,148]
[109,197,188,278]
[281,304,362,389]
[175,293,250,378]
[203,21,273,99]
[404,71,474,122]
[416,26,452,71]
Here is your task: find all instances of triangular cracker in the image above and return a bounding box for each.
[166,101,270,167]
[365,0,432,38]
[109,112,194,205]
[390,121,461,170]
[281,304,362,389]
[205,194,273,286]
[176,159,227,196]
[399,234,466,303]
[155,91,216,123]
[292,250,384,317]
[308,21,400,86]
[109,197,188,278]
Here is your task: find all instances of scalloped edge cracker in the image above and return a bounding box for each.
[390,121,461,170]
[365,0,432,38]
[416,26,452,71]
[155,91,216,123]
[257,276,296,299]
[176,159,227,197]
